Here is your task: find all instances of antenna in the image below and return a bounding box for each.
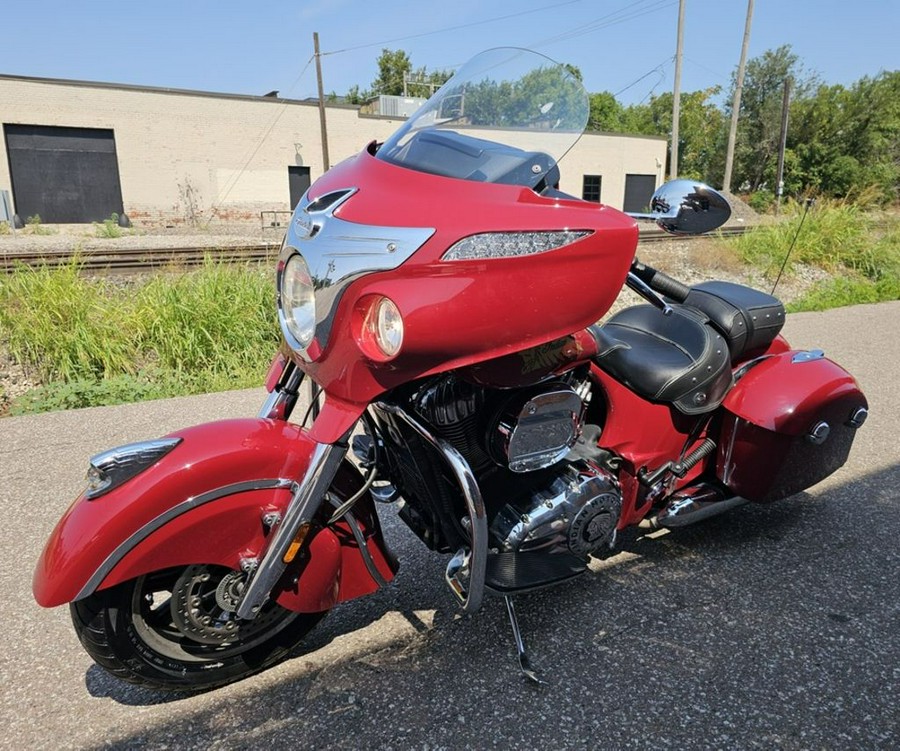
[771,198,814,296]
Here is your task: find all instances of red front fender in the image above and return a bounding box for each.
[33,418,396,609]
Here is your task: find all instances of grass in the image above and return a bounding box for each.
[0,258,279,414]
[728,200,900,309]
[95,214,124,238]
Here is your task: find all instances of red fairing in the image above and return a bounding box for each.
[287,148,638,416]
[33,419,396,609]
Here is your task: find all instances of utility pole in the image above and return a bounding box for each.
[723,0,754,192]
[775,78,791,214]
[670,0,685,180]
[313,32,330,171]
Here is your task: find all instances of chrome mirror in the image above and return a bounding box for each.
[627,179,731,235]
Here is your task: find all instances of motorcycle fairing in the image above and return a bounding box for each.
[33,418,396,609]
[280,147,638,414]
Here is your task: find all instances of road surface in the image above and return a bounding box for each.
[1,302,897,750]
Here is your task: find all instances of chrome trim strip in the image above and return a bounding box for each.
[279,188,435,360]
[722,414,740,486]
[236,441,348,619]
[74,478,295,601]
[373,402,487,613]
[792,349,825,363]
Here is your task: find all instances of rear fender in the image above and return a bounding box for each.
[33,418,396,610]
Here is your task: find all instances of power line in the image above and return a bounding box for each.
[529,0,677,48]
[614,56,673,97]
[322,0,584,57]
[208,55,316,218]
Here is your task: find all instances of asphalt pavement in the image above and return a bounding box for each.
[1,301,898,750]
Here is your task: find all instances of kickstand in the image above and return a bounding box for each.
[504,596,545,685]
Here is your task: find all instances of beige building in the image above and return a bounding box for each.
[0,74,667,226]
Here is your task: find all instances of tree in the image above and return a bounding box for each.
[588,91,624,132]
[726,45,815,192]
[788,71,900,200]
[371,48,413,96]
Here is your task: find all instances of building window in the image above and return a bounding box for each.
[582,175,602,203]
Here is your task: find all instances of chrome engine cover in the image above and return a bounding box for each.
[490,460,621,559]
[490,384,585,473]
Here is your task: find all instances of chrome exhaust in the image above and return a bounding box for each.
[654,484,748,529]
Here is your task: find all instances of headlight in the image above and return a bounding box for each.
[355,295,404,361]
[280,254,316,349]
[374,297,404,357]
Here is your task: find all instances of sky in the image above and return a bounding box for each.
[1,0,897,106]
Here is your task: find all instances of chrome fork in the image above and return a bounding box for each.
[236,440,347,620]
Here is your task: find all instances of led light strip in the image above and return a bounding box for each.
[441,230,592,262]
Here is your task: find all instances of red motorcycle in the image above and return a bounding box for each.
[33,49,868,691]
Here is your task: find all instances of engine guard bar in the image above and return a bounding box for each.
[373,402,487,613]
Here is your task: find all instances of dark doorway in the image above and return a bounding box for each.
[288,166,311,209]
[4,124,125,223]
[623,174,657,213]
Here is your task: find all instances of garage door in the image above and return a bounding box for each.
[623,174,657,213]
[4,124,125,223]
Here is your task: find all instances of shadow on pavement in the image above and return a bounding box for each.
[81,461,900,750]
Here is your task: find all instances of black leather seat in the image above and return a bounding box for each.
[683,281,785,361]
[590,305,732,415]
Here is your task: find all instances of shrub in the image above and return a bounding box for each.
[95,213,124,238]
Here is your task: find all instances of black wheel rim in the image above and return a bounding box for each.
[128,565,299,664]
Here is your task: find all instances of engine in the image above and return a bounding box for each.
[489,459,621,560]
[409,370,622,566]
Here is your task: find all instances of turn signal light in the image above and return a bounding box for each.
[282,523,313,563]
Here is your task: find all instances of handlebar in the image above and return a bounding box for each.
[630,259,691,303]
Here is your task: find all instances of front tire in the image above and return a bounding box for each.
[71,564,325,692]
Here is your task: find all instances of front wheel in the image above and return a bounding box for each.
[71,564,325,692]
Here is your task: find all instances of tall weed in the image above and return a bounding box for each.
[729,200,900,282]
[1,258,279,414]
[0,260,137,381]
[136,258,277,374]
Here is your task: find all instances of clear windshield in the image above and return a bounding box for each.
[376,48,589,189]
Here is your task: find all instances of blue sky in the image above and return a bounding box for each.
[2,1,897,105]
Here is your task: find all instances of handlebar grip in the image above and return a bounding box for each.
[648,271,691,303]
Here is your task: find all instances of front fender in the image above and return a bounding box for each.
[33,418,395,609]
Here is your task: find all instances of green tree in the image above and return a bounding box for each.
[727,45,815,192]
[588,91,624,131]
[371,48,413,96]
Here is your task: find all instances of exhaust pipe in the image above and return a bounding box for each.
[654,484,748,529]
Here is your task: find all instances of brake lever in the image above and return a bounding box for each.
[626,271,674,316]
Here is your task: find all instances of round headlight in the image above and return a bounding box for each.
[374,297,404,357]
[281,254,316,348]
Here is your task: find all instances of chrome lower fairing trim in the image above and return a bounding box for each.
[374,402,487,613]
[278,188,435,360]
[74,478,295,600]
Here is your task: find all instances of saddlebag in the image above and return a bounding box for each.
[684,281,785,360]
[716,351,867,502]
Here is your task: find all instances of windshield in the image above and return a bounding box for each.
[376,48,589,189]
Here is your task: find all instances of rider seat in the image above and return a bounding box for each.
[590,305,732,415]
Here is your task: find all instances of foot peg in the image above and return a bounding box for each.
[504,596,545,685]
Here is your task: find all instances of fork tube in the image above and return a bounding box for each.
[236,440,347,619]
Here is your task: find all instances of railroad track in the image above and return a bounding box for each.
[1,225,752,274]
